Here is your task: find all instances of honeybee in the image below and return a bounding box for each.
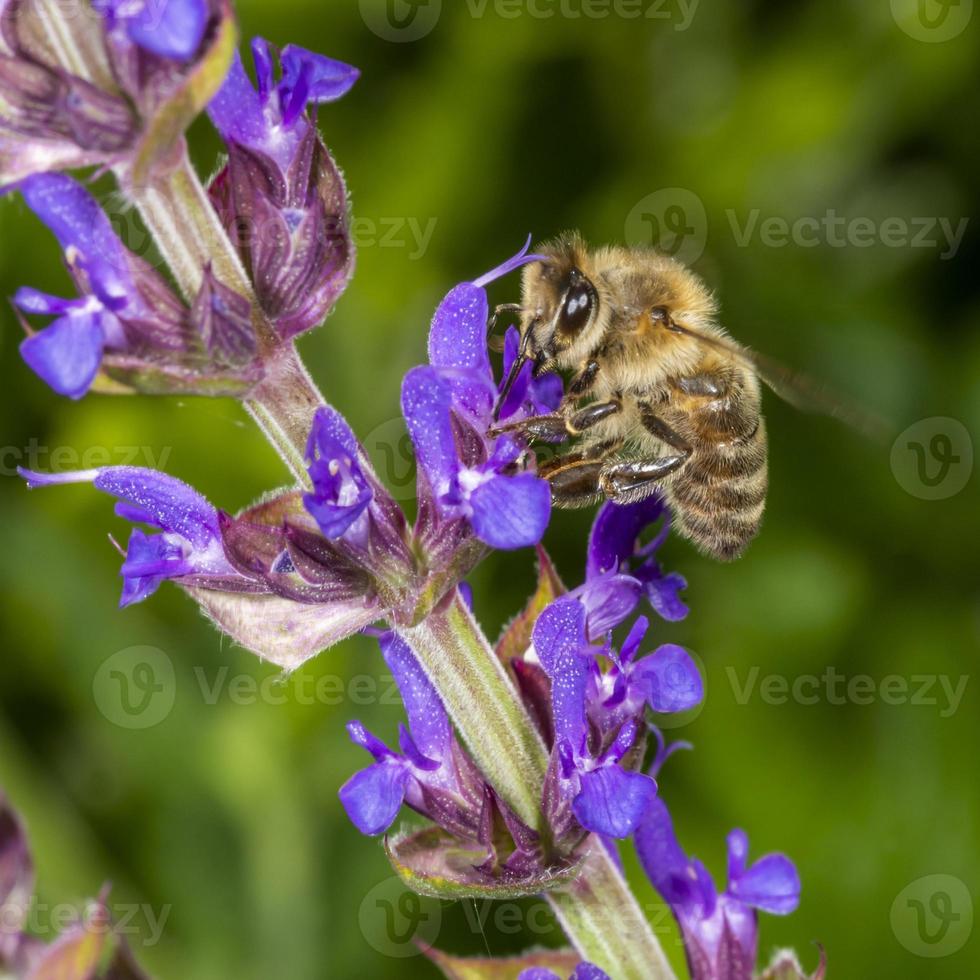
[492,233,873,561]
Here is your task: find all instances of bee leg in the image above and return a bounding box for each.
[638,404,693,453]
[488,303,525,337]
[596,405,693,503]
[539,439,623,479]
[491,399,621,442]
[547,459,607,508]
[567,359,601,398]
[599,454,689,505]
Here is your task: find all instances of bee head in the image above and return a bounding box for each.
[518,238,606,372]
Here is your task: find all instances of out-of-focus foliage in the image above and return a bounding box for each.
[0,1,977,977]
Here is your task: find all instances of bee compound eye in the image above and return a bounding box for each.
[650,306,670,324]
[558,276,596,338]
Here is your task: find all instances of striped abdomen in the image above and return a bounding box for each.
[667,415,768,561]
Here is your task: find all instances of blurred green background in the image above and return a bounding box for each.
[1,0,978,976]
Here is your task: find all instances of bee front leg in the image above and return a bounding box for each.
[488,303,525,337]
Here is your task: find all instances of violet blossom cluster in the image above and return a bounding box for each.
[2,2,819,977]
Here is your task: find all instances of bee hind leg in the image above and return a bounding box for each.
[598,453,690,505]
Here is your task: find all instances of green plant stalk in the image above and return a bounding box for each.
[38,7,676,968]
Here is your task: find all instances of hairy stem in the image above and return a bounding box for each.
[549,844,676,980]
[398,593,549,830]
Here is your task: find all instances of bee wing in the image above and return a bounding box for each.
[668,321,891,442]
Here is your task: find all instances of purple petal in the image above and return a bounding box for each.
[729,850,801,915]
[635,797,714,912]
[471,235,546,289]
[633,644,703,714]
[207,51,268,146]
[346,720,395,763]
[571,966,612,980]
[338,763,409,836]
[304,408,373,539]
[379,633,451,762]
[468,473,551,550]
[428,282,492,382]
[573,766,657,839]
[13,287,85,316]
[93,468,219,547]
[124,0,208,61]
[306,405,361,460]
[280,45,360,105]
[19,312,105,399]
[642,568,689,622]
[531,371,564,414]
[401,366,459,499]
[620,617,649,663]
[118,528,185,607]
[17,174,132,302]
[587,497,668,578]
[576,574,642,639]
[532,596,587,676]
[397,725,440,773]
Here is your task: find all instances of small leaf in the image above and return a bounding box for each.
[424,946,580,980]
[496,544,567,665]
[385,825,582,901]
[186,586,378,670]
[26,899,110,980]
[128,1,238,186]
[759,946,827,980]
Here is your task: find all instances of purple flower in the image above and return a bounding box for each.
[304,407,373,540]
[402,240,553,551]
[532,598,656,839]
[531,596,702,841]
[339,632,464,836]
[94,0,208,61]
[578,497,689,637]
[635,797,801,980]
[587,615,703,735]
[208,38,358,169]
[206,39,357,339]
[520,965,610,980]
[8,173,257,397]
[19,465,243,606]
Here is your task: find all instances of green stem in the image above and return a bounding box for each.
[397,593,549,830]
[548,844,676,980]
